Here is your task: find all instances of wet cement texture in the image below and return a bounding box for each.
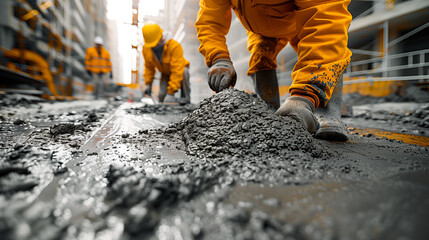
[0,91,429,240]
[176,89,329,159]
[0,99,121,239]
[343,92,429,136]
[127,103,198,115]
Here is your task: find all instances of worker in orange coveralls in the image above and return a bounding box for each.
[195,0,352,141]
[142,23,191,105]
[85,36,112,99]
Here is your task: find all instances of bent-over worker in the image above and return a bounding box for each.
[142,23,191,105]
[195,0,352,141]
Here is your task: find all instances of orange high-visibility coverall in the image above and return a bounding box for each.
[195,0,352,108]
[85,46,112,74]
[143,39,190,95]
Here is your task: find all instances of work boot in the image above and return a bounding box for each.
[250,70,280,111]
[315,76,348,141]
[275,96,318,134]
[178,98,190,105]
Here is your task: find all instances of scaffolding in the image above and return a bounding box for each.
[0,0,108,99]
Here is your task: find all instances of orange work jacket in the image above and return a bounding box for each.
[195,0,351,67]
[195,0,352,107]
[85,46,112,74]
[143,39,190,95]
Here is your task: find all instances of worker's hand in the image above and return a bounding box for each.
[275,96,319,134]
[207,59,237,93]
[164,94,177,103]
[143,85,152,96]
[86,70,92,76]
[109,72,113,79]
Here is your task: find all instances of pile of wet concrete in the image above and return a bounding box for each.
[106,89,349,238]
[174,89,329,159]
[130,89,340,188]
[105,162,222,236]
[104,163,303,239]
[127,103,198,115]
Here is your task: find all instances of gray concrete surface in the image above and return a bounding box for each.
[0,90,428,240]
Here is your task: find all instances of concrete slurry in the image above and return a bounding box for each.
[0,90,428,240]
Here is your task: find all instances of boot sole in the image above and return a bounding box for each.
[315,126,348,142]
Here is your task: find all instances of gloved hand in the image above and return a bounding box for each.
[164,94,177,103]
[207,59,237,92]
[275,96,318,134]
[143,84,152,96]
[109,72,113,79]
[86,70,92,76]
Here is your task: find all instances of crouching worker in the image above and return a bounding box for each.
[85,36,113,99]
[195,0,352,141]
[142,23,191,105]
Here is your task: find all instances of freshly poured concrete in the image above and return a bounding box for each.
[0,90,428,240]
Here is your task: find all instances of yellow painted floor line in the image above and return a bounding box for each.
[350,128,429,147]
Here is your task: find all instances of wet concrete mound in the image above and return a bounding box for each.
[176,89,329,159]
[105,163,221,236]
[127,103,198,115]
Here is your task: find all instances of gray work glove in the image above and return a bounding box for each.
[143,84,152,96]
[275,96,318,134]
[207,59,237,92]
[164,94,178,103]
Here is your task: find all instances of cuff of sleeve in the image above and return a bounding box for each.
[209,52,231,67]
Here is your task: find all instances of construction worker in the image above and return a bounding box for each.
[195,0,352,141]
[85,36,112,99]
[142,23,191,105]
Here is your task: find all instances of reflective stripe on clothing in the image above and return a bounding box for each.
[143,38,190,94]
[195,0,352,108]
[85,46,112,74]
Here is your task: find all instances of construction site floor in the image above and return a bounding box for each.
[1,92,428,240]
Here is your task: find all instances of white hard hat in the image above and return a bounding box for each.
[94,36,104,45]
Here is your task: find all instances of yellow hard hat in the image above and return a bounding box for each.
[142,23,163,48]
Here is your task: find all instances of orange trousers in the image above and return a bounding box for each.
[246,0,352,108]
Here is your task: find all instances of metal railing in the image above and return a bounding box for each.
[277,49,429,85]
[344,49,429,84]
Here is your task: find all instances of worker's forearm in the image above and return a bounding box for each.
[195,0,232,67]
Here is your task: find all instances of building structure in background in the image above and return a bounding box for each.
[0,0,110,99]
[344,0,429,97]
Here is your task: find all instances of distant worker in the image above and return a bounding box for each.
[196,0,352,141]
[142,23,191,105]
[85,36,113,99]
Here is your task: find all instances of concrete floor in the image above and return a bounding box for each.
[0,93,428,240]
